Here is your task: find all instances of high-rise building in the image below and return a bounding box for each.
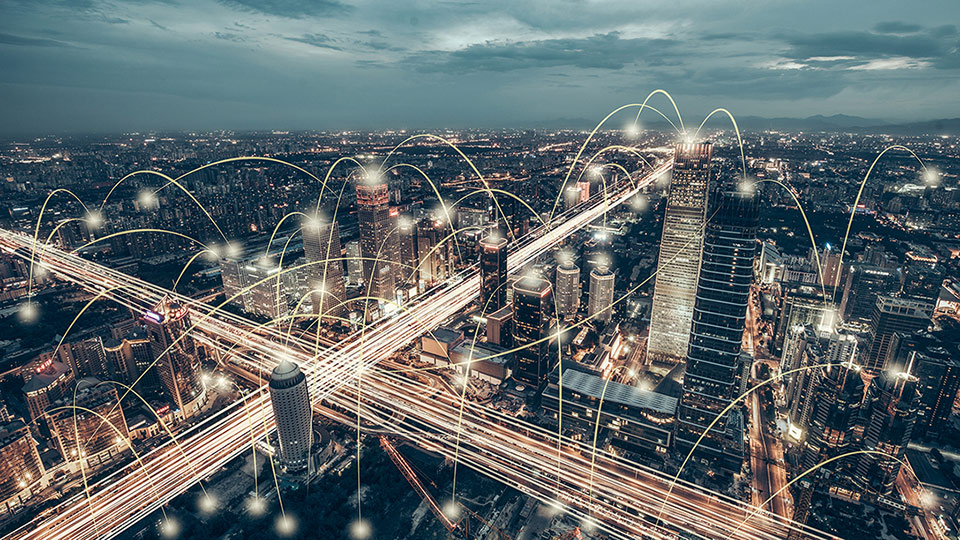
[856,371,920,495]
[143,297,206,418]
[512,276,553,388]
[648,142,713,365]
[840,264,900,326]
[356,181,398,310]
[676,189,758,470]
[555,260,580,320]
[479,236,508,313]
[345,240,363,286]
[908,344,960,440]
[773,282,833,354]
[45,382,128,469]
[801,362,865,471]
[22,358,75,423]
[269,357,313,473]
[863,295,933,373]
[302,219,347,320]
[397,216,419,287]
[0,420,45,515]
[587,266,615,324]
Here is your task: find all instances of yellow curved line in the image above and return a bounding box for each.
[754,178,828,304]
[383,162,464,263]
[377,133,514,240]
[448,187,548,231]
[28,188,90,299]
[548,97,681,225]
[694,108,747,181]
[631,89,686,133]
[586,365,631,507]
[173,249,216,292]
[654,361,844,525]
[726,449,905,540]
[834,145,927,297]
[70,228,218,255]
[314,156,369,216]
[48,403,168,535]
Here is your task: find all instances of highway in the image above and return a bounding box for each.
[0,161,832,540]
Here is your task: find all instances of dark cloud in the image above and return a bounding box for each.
[874,21,923,34]
[0,32,68,47]
[285,33,342,51]
[218,0,352,18]
[415,32,677,73]
[214,31,246,42]
[785,30,942,59]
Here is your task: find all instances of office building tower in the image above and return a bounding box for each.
[676,189,758,470]
[901,263,944,301]
[479,236,508,312]
[418,219,453,286]
[303,219,347,320]
[863,295,933,373]
[63,337,109,380]
[910,346,960,440]
[0,420,45,515]
[773,282,833,354]
[21,358,75,423]
[46,383,128,469]
[397,216,419,287]
[144,297,206,418]
[576,180,590,203]
[555,260,580,320]
[512,276,553,388]
[801,362,865,471]
[356,181,398,308]
[269,357,313,473]
[102,327,153,386]
[220,256,249,309]
[840,264,900,326]
[856,371,920,495]
[345,241,363,286]
[648,142,713,365]
[587,266,615,324]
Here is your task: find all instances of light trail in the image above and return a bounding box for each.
[0,161,832,540]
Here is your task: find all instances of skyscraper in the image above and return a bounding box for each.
[648,142,713,365]
[840,264,900,326]
[0,420,45,514]
[397,216,419,288]
[856,371,920,495]
[512,276,553,388]
[479,236,508,313]
[801,362,865,471]
[356,181,398,311]
[555,260,580,320]
[863,295,933,373]
[587,266,615,324]
[143,297,206,418]
[302,218,347,320]
[268,357,313,473]
[676,189,758,468]
[910,345,960,440]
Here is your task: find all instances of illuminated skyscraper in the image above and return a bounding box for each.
[269,357,313,473]
[479,236,508,313]
[647,142,713,365]
[356,182,398,310]
[397,216,419,287]
[676,189,758,468]
[555,260,580,320]
[303,218,347,320]
[856,371,920,495]
[144,296,206,418]
[864,295,933,373]
[587,266,614,324]
[801,362,864,471]
[46,383,128,469]
[512,276,553,388]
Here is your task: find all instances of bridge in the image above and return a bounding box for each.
[0,160,832,540]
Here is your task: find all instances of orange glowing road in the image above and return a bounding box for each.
[1,161,830,540]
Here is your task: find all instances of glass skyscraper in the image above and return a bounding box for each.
[676,189,758,466]
[647,143,713,365]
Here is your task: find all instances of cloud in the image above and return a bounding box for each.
[285,33,342,51]
[874,21,923,34]
[414,32,678,73]
[0,32,68,47]
[217,0,352,18]
[214,31,246,43]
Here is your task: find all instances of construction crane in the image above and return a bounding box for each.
[379,436,457,533]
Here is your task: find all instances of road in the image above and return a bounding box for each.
[0,162,830,540]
